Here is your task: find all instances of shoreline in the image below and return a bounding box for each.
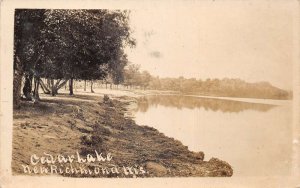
[79,88,291,106]
[12,92,233,177]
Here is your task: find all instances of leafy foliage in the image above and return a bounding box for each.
[14,9,135,83]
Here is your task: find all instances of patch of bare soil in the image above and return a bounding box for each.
[12,94,233,177]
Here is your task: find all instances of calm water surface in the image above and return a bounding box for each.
[132,95,292,176]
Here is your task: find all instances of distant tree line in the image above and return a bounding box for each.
[121,65,292,100]
[13,9,135,108]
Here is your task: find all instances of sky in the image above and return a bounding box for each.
[125,1,296,90]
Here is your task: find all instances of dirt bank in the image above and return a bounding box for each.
[12,93,233,177]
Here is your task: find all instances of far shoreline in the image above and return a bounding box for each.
[58,88,292,106]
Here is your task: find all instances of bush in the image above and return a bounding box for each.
[103,94,110,102]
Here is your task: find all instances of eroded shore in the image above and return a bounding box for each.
[12,93,233,177]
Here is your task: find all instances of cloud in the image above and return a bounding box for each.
[149,51,163,58]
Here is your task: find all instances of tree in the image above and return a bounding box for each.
[124,64,140,89]
[140,71,151,90]
[149,76,161,90]
[109,53,128,88]
[14,9,46,106]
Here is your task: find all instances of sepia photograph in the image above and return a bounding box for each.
[1,0,300,187]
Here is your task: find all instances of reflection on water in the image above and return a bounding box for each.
[133,95,292,176]
[135,95,276,113]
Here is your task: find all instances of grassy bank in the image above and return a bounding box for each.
[12,93,233,177]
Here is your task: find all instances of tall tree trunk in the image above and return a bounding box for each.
[33,77,40,101]
[91,80,94,93]
[13,56,23,109]
[23,73,33,100]
[69,78,74,95]
[84,80,86,91]
[40,78,51,94]
[56,79,68,91]
[51,79,55,96]
[41,78,68,95]
[46,79,51,91]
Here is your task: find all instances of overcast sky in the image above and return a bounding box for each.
[125,1,296,90]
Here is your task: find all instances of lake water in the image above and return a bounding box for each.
[132,95,293,176]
